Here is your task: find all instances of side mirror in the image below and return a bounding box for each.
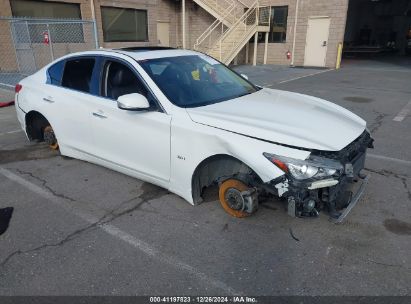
[240,74,249,80]
[117,93,150,111]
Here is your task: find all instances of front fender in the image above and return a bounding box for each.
[169,114,310,204]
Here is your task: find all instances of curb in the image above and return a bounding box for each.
[0,101,15,108]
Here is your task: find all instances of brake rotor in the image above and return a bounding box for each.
[218,179,250,218]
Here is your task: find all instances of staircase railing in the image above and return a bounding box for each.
[193,0,237,22]
[214,1,259,63]
[194,0,271,64]
[193,2,237,52]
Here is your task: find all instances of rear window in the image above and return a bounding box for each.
[47,60,65,86]
[61,58,95,93]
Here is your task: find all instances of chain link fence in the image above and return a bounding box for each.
[0,17,98,90]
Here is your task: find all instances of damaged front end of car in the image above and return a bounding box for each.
[262,130,374,223]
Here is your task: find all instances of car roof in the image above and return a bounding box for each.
[69,47,203,61]
[115,46,176,52]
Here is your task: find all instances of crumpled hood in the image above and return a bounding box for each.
[186,88,366,151]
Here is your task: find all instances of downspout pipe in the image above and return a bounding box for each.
[90,0,99,48]
[182,0,186,49]
[290,0,299,66]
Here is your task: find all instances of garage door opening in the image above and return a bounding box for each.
[343,0,411,64]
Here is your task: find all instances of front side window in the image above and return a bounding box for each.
[269,6,288,43]
[61,58,95,93]
[101,7,148,42]
[138,55,257,108]
[101,60,148,100]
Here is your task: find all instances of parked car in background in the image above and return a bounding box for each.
[14,48,373,222]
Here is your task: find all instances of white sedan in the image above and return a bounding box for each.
[14,48,373,222]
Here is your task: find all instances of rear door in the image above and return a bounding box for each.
[89,56,171,183]
[44,56,97,153]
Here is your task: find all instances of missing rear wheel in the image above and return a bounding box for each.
[43,125,59,150]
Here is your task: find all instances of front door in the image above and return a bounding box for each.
[90,58,171,183]
[304,17,330,67]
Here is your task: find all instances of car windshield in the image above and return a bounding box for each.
[138,55,258,108]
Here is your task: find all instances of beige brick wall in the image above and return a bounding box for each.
[0,0,349,72]
[294,0,349,67]
[173,0,216,49]
[157,0,178,47]
[0,0,210,68]
[0,0,159,72]
[0,0,93,72]
[94,0,157,48]
[0,0,16,71]
[247,0,349,67]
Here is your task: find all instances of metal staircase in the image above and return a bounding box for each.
[193,0,270,65]
[192,0,239,26]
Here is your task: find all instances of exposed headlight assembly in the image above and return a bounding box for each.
[263,153,343,180]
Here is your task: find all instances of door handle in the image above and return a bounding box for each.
[92,112,108,119]
[322,41,327,47]
[43,97,54,103]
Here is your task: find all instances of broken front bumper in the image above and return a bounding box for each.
[262,130,373,222]
[264,150,369,222]
[330,174,369,224]
[280,170,369,223]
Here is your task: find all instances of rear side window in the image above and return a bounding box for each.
[47,60,65,85]
[62,58,95,93]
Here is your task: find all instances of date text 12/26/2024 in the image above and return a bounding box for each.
[149,297,257,303]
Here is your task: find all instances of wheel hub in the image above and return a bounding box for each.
[225,188,245,211]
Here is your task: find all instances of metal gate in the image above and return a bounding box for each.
[0,17,98,88]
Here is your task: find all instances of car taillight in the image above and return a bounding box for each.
[15,84,22,93]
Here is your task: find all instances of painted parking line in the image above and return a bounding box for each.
[0,167,240,295]
[0,83,15,89]
[0,130,22,136]
[272,69,334,85]
[368,153,411,166]
[393,100,411,122]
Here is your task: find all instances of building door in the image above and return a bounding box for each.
[157,22,170,46]
[304,17,330,67]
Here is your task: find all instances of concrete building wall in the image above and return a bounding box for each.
[174,0,349,68]
[94,0,157,49]
[247,0,349,67]
[0,0,16,71]
[0,0,350,72]
[157,0,178,47]
[0,0,94,72]
[173,0,216,49]
[247,0,297,66]
[301,0,349,68]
